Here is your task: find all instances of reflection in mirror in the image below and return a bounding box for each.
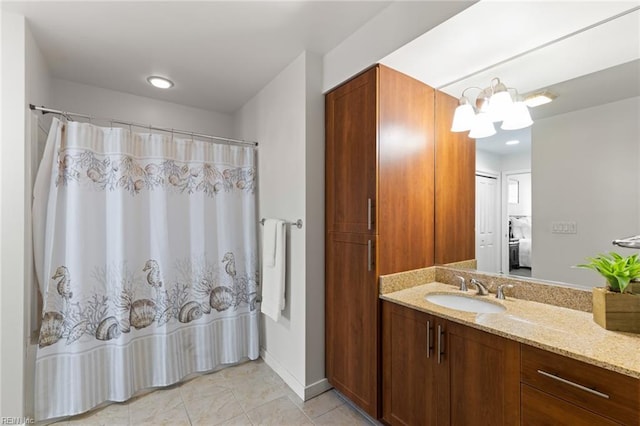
[382,4,640,288]
[473,60,640,288]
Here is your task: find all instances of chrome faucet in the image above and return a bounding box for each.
[496,284,514,300]
[469,278,490,296]
[456,275,468,292]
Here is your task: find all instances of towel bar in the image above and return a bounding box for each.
[613,235,640,249]
[259,218,303,229]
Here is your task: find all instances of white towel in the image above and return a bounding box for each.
[261,219,286,321]
[263,219,278,267]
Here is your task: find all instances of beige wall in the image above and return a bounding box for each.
[233,51,327,400]
[533,96,640,287]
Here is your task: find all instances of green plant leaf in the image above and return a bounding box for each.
[575,252,640,293]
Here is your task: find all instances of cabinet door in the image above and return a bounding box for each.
[445,320,521,426]
[382,302,438,426]
[325,67,377,235]
[326,232,378,417]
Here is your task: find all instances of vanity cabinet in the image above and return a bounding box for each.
[381,302,441,426]
[521,345,640,426]
[381,301,521,426]
[326,65,436,417]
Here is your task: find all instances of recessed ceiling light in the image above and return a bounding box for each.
[505,140,520,145]
[147,76,174,89]
[524,91,556,107]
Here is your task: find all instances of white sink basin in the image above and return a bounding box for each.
[425,294,506,314]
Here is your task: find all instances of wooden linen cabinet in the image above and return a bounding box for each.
[325,64,436,418]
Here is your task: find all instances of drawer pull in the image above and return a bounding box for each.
[426,320,432,359]
[437,325,444,364]
[537,369,610,399]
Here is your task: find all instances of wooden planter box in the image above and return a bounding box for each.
[592,287,640,333]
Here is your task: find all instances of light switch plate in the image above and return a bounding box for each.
[552,221,577,234]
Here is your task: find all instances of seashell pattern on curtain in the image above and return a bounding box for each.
[32,118,259,421]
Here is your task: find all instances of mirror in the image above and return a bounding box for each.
[471,58,640,288]
[382,4,640,288]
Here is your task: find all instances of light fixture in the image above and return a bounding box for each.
[524,91,557,107]
[147,76,174,89]
[451,77,533,138]
[505,140,520,145]
[468,112,496,139]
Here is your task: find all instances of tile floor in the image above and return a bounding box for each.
[49,359,374,426]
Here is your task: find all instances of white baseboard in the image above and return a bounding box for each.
[303,377,332,400]
[260,348,332,401]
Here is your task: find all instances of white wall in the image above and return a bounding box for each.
[0,10,27,419]
[533,96,640,287]
[476,149,501,175]
[303,52,325,387]
[24,22,52,420]
[233,51,327,400]
[476,149,531,175]
[323,1,472,92]
[50,78,234,137]
[502,151,531,171]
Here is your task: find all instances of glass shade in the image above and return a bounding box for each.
[501,101,533,130]
[488,91,513,122]
[451,103,475,132]
[468,112,496,138]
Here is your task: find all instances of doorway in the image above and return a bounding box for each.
[501,170,532,277]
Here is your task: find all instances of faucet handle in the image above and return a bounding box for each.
[496,284,514,300]
[456,275,468,292]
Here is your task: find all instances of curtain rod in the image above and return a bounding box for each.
[29,104,258,148]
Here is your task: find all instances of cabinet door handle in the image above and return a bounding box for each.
[367,198,372,231]
[437,325,444,364]
[537,370,610,399]
[367,240,372,272]
[426,320,432,358]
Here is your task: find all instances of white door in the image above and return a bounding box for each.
[476,174,500,273]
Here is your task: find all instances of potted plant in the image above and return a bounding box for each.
[577,252,640,333]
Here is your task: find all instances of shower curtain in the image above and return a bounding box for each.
[32,118,259,420]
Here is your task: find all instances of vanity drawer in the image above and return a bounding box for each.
[522,384,621,426]
[521,345,639,426]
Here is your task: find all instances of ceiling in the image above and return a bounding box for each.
[382,2,640,97]
[3,1,400,113]
[3,1,638,119]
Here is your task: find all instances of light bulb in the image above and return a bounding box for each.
[147,76,174,89]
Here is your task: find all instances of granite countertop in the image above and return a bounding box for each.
[380,281,640,379]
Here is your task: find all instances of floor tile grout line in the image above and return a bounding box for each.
[178,385,194,426]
